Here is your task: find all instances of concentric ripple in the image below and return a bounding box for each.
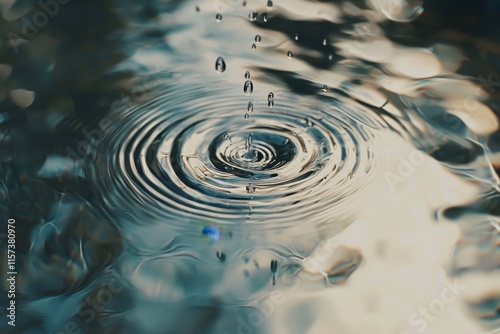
[89,82,388,228]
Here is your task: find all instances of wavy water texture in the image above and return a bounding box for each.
[1,0,500,333]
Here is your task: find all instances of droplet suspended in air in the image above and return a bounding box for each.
[294,33,299,41]
[328,54,333,61]
[216,13,223,22]
[247,102,253,112]
[247,133,253,147]
[251,43,257,50]
[322,85,328,92]
[224,133,230,141]
[244,80,253,95]
[255,35,261,43]
[249,11,258,21]
[244,113,250,119]
[267,0,273,9]
[245,71,250,79]
[287,50,293,58]
[246,183,256,193]
[267,92,274,108]
[270,260,278,273]
[215,57,226,73]
[322,38,327,46]
[195,6,200,12]
[217,250,226,262]
[263,13,268,22]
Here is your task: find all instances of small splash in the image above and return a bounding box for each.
[215,57,226,73]
[244,80,253,95]
[216,13,223,22]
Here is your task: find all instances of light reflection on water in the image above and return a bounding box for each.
[1,0,500,333]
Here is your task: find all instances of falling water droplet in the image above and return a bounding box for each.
[217,250,226,262]
[267,0,273,8]
[322,85,328,92]
[294,33,299,40]
[242,0,247,6]
[270,260,278,273]
[247,102,253,112]
[287,50,293,58]
[224,133,230,141]
[244,80,253,95]
[249,11,258,21]
[246,183,256,193]
[255,35,262,43]
[245,71,251,79]
[328,54,333,61]
[215,57,226,73]
[216,13,223,22]
[244,113,250,119]
[251,43,257,50]
[323,38,327,46]
[263,13,268,22]
[267,92,274,108]
[195,6,200,12]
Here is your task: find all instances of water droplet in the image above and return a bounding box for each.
[247,102,253,112]
[263,13,268,22]
[270,260,278,273]
[306,118,313,127]
[267,92,274,108]
[287,50,293,58]
[217,250,226,262]
[224,133,230,141]
[242,1,247,6]
[216,13,223,22]
[322,85,328,92]
[245,71,251,79]
[246,183,256,193]
[328,54,333,61]
[195,6,200,12]
[247,133,253,147]
[244,113,249,119]
[244,80,253,95]
[323,38,327,46]
[251,43,257,50]
[255,35,262,43]
[215,57,226,73]
[294,33,299,41]
[267,0,273,8]
[249,11,258,21]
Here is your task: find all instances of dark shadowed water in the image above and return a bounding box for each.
[1,0,500,333]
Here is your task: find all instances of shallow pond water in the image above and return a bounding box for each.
[1,0,500,333]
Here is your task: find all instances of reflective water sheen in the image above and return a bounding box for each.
[1,0,500,333]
